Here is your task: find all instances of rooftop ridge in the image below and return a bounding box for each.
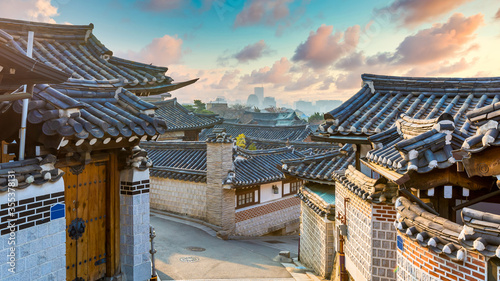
[223,121,309,129]
[140,141,206,150]
[0,17,93,35]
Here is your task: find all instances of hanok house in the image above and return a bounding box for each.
[152,97,222,141]
[200,122,313,142]
[0,18,196,281]
[236,110,306,126]
[288,74,500,281]
[144,129,336,236]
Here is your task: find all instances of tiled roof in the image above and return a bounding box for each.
[297,183,335,217]
[142,141,207,182]
[0,18,197,93]
[153,98,223,132]
[200,123,312,141]
[395,196,500,261]
[0,154,63,192]
[225,147,304,187]
[365,113,468,174]
[281,144,355,183]
[319,74,500,138]
[334,165,398,204]
[246,137,338,154]
[461,102,500,153]
[237,111,306,126]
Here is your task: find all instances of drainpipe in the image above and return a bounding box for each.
[19,31,34,160]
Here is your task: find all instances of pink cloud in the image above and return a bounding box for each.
[0,0,58,23]
[495,8,500,20]
[292,24,361,69]
[234,0,292,27]
[376,0,472,27]
[335,72,362,90]
[122,34,183,66]
[137,0,183,11]
[427,58,475,75]
[240,57,292,85]
[284,71,321,91]
[210,70,240,89]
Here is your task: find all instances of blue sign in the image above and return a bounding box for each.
[50,203,65,220]
[397,235,404,251]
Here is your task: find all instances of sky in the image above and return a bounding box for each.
[1,0,500,106]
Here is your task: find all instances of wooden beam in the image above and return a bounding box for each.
[106,150,121,277]
[399,188,439,216]
[452,188,500,211]
[404,167,494,191]
[461,146,500,177]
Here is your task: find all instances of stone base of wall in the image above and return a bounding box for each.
[299,201,334,278]
[0,218,66,281]
[235,196,300,236]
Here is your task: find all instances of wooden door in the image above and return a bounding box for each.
[64,161,108,281]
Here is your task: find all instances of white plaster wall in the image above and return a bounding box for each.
[260,182,282,203]
[283,183,290,194]
[0,177,64,205]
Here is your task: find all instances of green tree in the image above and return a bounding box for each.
[308,112,323,123]
[253,106,260,113]
[183,100,214,114]
[194,100,206,111]
[247,143,257,150]
[236,134,246,148]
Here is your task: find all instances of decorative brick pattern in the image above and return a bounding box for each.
[235,196,300,223]
[397,234,487,281]
[0,216,66,281]
[336,181,372,281]
[235,197,300,236]
[120,180,150,195]
[120,169,151,281]
[0,191,65,235]
[299,201,334,278]
[150,177,207,219]
[372,204,397,281]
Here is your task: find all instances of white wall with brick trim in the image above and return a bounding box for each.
[299,201,335,278]
[120,168,151,281]
[260,182,282,203]
[150,177,206,219]
[0,179,66,281]
[235,196,300,236]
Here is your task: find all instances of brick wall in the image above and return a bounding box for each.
[0,180,66,281]
[120,168,151,281]
[150,177,207,219]
[336,181,372,281]
[235,196,300,236]
[397,234,487,281]
[372,204,397,281]
[299,201,335,278]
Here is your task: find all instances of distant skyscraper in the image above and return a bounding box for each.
[263,96,276,108]
[294,101,314,115]
[246,94,260,108]
[316,100,342,113]
[254,87,264,103]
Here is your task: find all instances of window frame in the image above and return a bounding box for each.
[236,186,260,209]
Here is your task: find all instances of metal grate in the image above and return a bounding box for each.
[179,257,200,263]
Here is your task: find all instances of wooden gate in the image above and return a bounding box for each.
[63,161,108,281]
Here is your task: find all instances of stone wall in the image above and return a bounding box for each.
[397,234,487,281]
[150,177,207,219]
[299,201,335,278]
[0,179,66,281]
[120,168,151,281]
[235,196,300,236]
[371,204,397,281]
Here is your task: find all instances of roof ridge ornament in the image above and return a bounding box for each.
[365,80,375,94]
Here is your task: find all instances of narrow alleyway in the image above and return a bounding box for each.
[150,212,309,281]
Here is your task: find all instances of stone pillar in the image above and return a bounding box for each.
[120,168,151,281]
[205,130,235,233]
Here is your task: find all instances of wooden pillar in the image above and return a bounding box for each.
[106,150,121,277]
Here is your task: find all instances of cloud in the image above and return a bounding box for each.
[210,70,240,89]
[234,0,292,27]
[335,72,362,90]
[318,77,335,91]
[137,0,183,11]
[121,34,184,66]
[427,58,475,75]
[292,24,361,69]
[0,0,58,23]
[284,71,321,91]
[240,57,292,85]
[233,40,272,63]
[375,0,472,28]
[495,8,500,20]
[369,13,483,65]
[335,52,365,71]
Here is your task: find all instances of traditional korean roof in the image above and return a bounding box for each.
[153,98,223,132]
[0,18,197,94]
[281,144,355,184]
[200,123,312,142]
[237,111,306,126]
[225,146,304,187]
[319,74,500,140]
[365,113,468,174]
[461,101,500,153]
[0,154,63,192]
[142,141,207,183]
[297,183,335,217]
[334,165,398,204]
[395,196,500,261]
[246,137,338,154]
